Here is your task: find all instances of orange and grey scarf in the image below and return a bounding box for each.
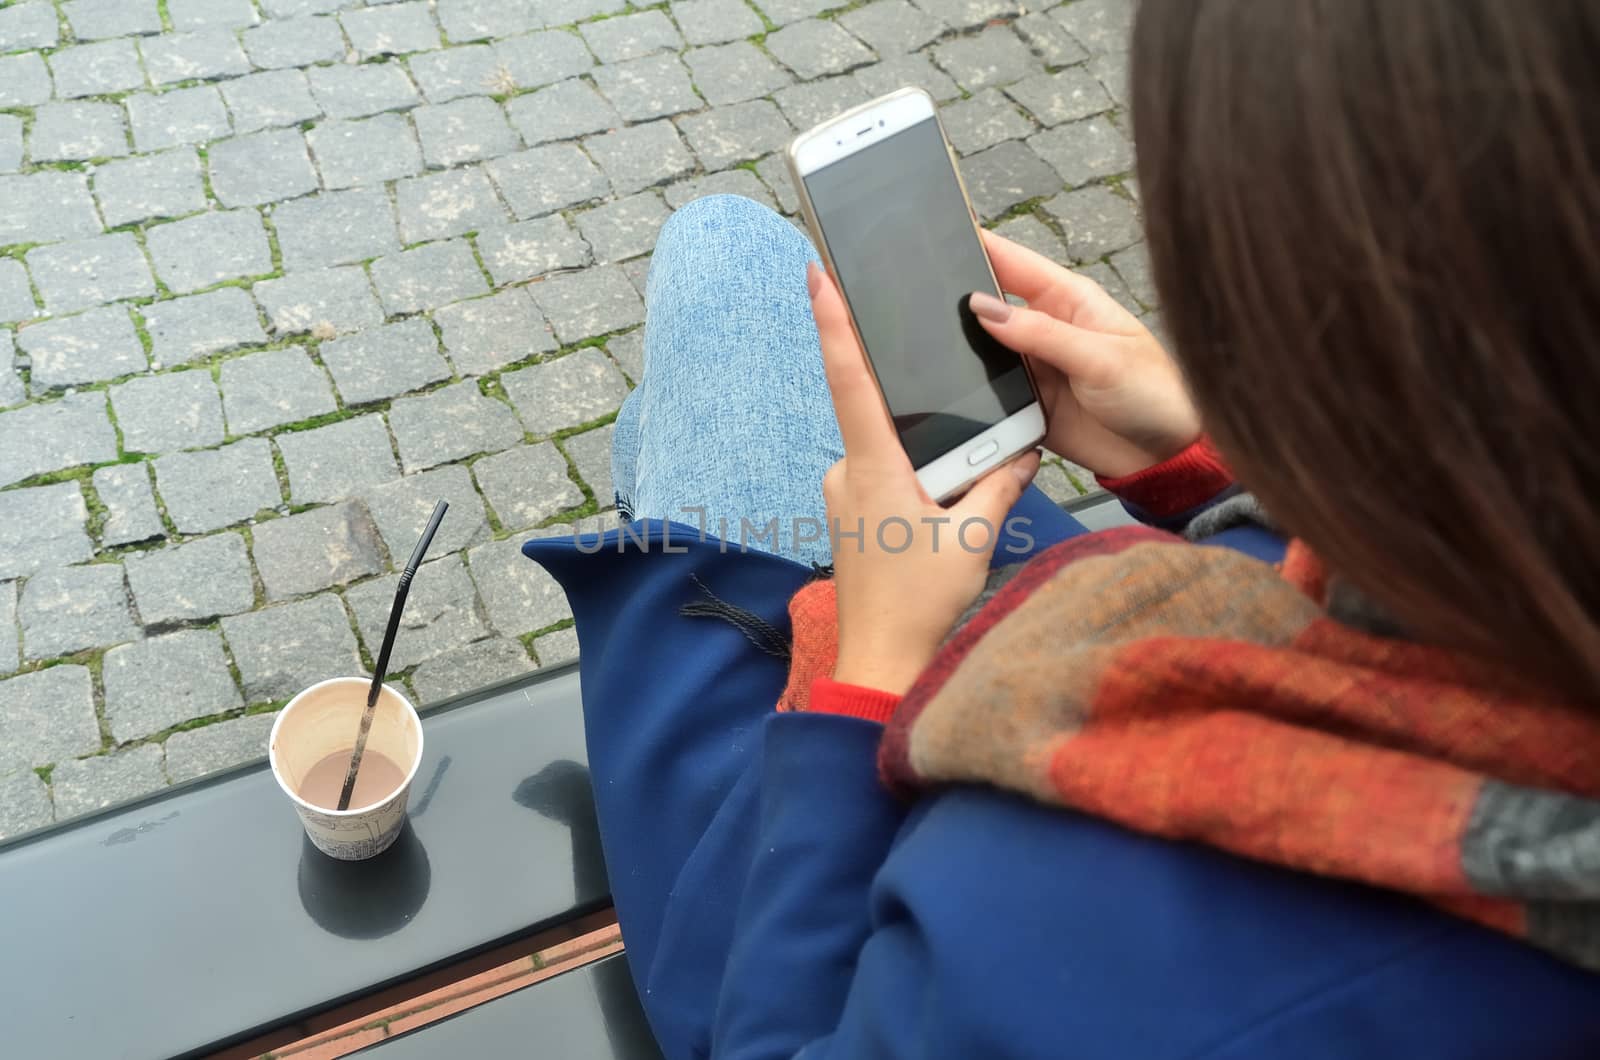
[779,527,1600,972]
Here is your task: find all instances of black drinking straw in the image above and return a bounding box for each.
[336,499,449,812]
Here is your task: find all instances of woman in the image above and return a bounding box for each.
[526,1,1600,1055]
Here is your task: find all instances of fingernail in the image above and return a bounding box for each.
[1011,450,1040,484]
[968,291,1012,323]
[806,261,821,298]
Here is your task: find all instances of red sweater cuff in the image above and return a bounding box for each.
[1094,437,1235,518]
[808,677,902,725]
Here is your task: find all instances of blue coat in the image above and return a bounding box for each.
[525,488,1600,1059]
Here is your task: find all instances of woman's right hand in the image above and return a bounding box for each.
[969,230,1202,479]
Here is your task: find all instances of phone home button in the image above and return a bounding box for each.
[965,439,1000,466]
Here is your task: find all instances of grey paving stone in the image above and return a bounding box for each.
[1028,114,1131,189]
[1110,241,1155,308]
[670,0,764,46]
[111,369,226,452]
[530,264,644,344]
[51,746,168,820]
[1041,184,1141,261]
[503,346,629,434]
[346,553,488,670]
[0,770,52,840]
[991,212,1066,262]
[242,15,348,70]
[0,484,93,581]
[907,0,1019,30]
[272,188,401,272]
[413,97,521,169]
[1004,67,1113,128]
[1087,48,1129,109]
[0,259,35,325]
[767,19,876,81]
[685,43,792,107]
[221,69,323,134]
[562,422,615,509]
[471,443,581,530]
[410,636,532,704]
[141,29,254,85]
[0,52,51,108]
[388,380,523,473]
[16,307,145,390]
[306,61,421,120]
[262,0,360,15]
[755,152,800,213]
[27,234,154,316]
[220,346,337,435]
[93,463,165,547]
[361,463,488,559]
[163,712,277,783]
[308,113,424,189]
[251,501,386,599]
[0,392,118,488]
[493,29,594,91]
[434,288,554,375]
[222,594,365,703]
[1013,11,1089,68]
[93,149,207,228]
[1077,259,1140,316]
[537,0,629,23]
[1050,0,1133,55]
[505,79,620,146]
[959,139,1063,222]
[320,319,451,405]
[486,142,609,219]
[256,267,382,337]
[584,120,695,198]
[580,11,682,64]
[467,535,569,636]
[169,0,261,32]
[574,192,668,265]
[620,254,651,298]
[0,172,101,247]
[0,666,99,773]
[0,114,20,174]
[474,215,590,285]
[0,581,15,676]
[371,239,488,315]
[435,0,539,43]
[0,3,59,53]
[679,100,792,172]
[48,39,145,99]
[153,438,283,533]
[591,52,699,123]
[104,629,242,743]
[0,333,22,407]
[209,129,319,208]
[839,0,944,55]
[148,210,273,293]
[753,0,834,26]
[664,169,779,212]
[942,88,1034,156]
[604,328,643,383]
[408,43,500,104]
[20,563,139,660]
[125,531,255,625]
[933,25,1038,92]
[141,287,267,364]
[64,0,161,39]
[852,51,960,102]
[341,2,441,58]
[29,101,129,162]
[532,625,579,666]
[771,75,868,130]
[277,414,399,504]
[126,86,232,152]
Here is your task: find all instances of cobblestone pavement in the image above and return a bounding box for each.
[0,0,1151,836]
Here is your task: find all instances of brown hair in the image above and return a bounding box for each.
[1130,0,1600,699]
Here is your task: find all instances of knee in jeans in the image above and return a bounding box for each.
[655,194,809,266]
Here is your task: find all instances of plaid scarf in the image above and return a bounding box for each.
[778,527,1600,972]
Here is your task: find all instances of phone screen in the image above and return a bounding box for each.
[803,117,1036,469]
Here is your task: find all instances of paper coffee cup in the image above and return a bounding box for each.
[268,677,424,861]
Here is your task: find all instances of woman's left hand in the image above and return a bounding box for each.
[808,262,1039,696]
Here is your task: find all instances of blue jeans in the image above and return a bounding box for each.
[613,195,1087,568]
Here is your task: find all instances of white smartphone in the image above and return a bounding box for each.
[788,87,1046,502]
